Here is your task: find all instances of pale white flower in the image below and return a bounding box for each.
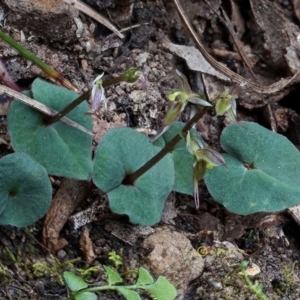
[88,73,107,113]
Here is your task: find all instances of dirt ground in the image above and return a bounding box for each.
[0,0,300,299]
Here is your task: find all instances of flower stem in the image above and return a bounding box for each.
[44,76,125,125]
[123,107,209,185]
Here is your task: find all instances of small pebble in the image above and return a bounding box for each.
[57,250,67,259]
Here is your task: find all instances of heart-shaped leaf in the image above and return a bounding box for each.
[93,127,174,225]
[205,122,300,214]
[0,152,52,226]
[7,78,92,180]
[154,122,194,195]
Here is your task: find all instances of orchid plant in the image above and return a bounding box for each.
[1,26,300,227]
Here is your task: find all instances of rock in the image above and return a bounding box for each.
[1,0,78,43]
[56,249,67,259]
[142,227,204,299]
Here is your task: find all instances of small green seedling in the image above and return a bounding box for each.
[63,266,177,300]
[240,261,269,300]
[108,251,123,269]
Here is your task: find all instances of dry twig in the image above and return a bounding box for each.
[0,85,93,136]
[172,0,300,95]
[63,0,124,39]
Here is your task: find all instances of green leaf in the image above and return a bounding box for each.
[136,267,154,285]
[7,78,92,180]
[142,276,177,300]
[63,271,88,292]
[75,292,97,300]
[117,287,141,300]
[103,265,123,285]
[0,152,52,226]
[154,122,194,195]
[205,121,300,214]
[93,127,174,226]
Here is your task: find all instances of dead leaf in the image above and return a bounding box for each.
[43,178,90,253]
[80,226,95,265]
[164,43,230,82]
[172,0,300,101]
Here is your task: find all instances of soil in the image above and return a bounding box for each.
[0,0,300,299]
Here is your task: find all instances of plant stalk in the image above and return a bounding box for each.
[0,29,77,92]
[124,107,209,185]
[44,76,125,125]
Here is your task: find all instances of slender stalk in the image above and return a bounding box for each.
[43,90,90,125]
[0,29,77,92]
[124,107,209,185]
[44,76,125,125]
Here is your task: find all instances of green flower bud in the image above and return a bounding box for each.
[167,90,188,102]
[214,87,238,122]
[164,69,211,128]
[186,131,205,155]
[164,101,185,126]
[215,97,232,116]
[186,130,225,209]
[121,67,140,83]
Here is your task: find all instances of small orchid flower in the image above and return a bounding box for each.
[214,87,238,123]
[165,69,211,126]
[186,131,225,209]
[87,73,107,114]
[151,70,211,143]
